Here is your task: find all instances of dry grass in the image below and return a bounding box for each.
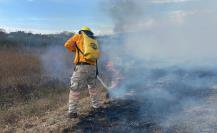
[0,49,41,81]
[0,49,42,103]
[0,48,69,129]
[0,48,108,131]
[0,91,68,128]
[0,48,69,101]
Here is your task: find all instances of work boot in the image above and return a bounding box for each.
[68,112,78,119]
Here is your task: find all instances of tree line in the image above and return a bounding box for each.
[0,28,74,48]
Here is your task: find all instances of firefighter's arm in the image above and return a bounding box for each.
[64,34,79,52]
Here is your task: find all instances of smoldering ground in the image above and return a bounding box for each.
[96,0,217,132]
[39,43,217,132]
[98,36,217,132]
[36,1,217,132]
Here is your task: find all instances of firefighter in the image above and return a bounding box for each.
[64,26,101,118]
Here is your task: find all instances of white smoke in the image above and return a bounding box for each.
[40,45,73,83]
[99,0,217,132]
[102,0,217,64]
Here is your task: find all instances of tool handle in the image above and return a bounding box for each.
[97,76,109,89]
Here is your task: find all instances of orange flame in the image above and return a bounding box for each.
[106,61,123,89]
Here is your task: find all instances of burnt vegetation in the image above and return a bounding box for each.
[1,28,217,132]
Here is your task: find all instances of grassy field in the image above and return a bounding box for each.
[0,48,108,132]
[0,48,69,129]
[1,48,217,132]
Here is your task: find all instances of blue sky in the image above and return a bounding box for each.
[0,0,216,34]
[0,0,112,34]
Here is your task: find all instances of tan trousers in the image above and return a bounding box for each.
[68,65,100,113]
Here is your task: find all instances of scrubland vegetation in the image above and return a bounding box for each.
[0,29,73,129]
[0,29,109,132]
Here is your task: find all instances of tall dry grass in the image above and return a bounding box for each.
[0,48,107,129]
[0,48,69,127]
[0,48,69,101]
[0,49,41,103]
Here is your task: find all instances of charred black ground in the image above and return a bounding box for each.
[63,99,161,133]
[63,67,217,133]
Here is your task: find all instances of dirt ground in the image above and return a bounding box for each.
[1,84,217,133]
[1,91,162,133]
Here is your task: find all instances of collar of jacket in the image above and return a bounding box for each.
[78,30,95,39]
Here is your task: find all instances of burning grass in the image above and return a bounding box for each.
[2,46,217,132]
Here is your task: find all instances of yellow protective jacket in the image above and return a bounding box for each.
[64,33,96,65]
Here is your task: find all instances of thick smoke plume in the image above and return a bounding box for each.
[102,0,217,62]
[99,0,217,132]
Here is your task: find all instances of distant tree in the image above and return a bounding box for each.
[0,30,75,48]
